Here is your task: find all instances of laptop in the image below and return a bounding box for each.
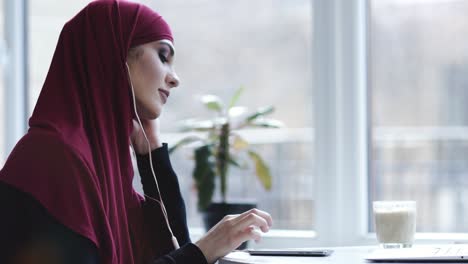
[366,245,468,262]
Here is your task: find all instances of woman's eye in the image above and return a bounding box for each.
[159,53,168,63]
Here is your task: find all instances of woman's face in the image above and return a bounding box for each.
[126,39,179,120]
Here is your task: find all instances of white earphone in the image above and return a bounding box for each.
[126,62,180,250]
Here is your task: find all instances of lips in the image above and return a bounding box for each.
[158,89,170,104]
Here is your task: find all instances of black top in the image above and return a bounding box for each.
[0,143,208,264]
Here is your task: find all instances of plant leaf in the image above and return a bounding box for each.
[246,106,275,122]
[168,136,203,154]
[232,134,249,151]
[229,86,244,109]
[179,119,215,132]
[229,156,242,168]
[249,119,284,128]
[193,145,216,210]
[248,150,272,191]
[201,95,224,113]
[228,152,249,169]
[213,117,228,126]
[228,106,248,118]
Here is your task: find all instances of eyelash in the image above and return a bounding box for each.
[159,52,168,63]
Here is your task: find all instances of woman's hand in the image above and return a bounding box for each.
[195,208,273,264]
[130,118,163,154]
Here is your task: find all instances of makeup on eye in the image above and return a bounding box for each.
[157,41,175,56]
[157,47,172,63]
[159,52,168,63]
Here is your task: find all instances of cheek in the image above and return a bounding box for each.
[140,56,164,85]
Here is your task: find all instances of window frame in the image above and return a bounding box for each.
[308,0,370,247]
[3,0,28,163]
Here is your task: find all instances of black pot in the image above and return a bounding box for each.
[201,202,256,249]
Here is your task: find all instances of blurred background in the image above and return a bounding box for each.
[1,0,468,246]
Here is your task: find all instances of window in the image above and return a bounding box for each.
[28,1,315,230]
[21,0,468,246]
[370,0,468,232]
[0,1,4,164]
[28,1,89,113]
[139,0,315,230]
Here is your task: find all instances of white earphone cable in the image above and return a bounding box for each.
[126,63,180,250]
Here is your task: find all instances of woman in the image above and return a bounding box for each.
[0,1,272,263]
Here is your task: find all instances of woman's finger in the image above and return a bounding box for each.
[233,208,273,228]
[233,212,269,232]
[222,214,239,221]
[235,226,262,244]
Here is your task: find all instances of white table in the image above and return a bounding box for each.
[220,246,376,264]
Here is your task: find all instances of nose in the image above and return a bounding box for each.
[166,69,180,89]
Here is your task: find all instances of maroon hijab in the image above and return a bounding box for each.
[0,1,173,263]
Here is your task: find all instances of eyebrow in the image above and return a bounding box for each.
[160,42,175,57]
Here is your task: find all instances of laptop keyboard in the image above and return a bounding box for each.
[432,246,468,256]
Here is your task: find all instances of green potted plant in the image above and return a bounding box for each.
[169,87,283,240]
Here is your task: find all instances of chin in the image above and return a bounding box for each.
[145,107,162,120]
[138,101,162,120]
[142,111,159,120]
